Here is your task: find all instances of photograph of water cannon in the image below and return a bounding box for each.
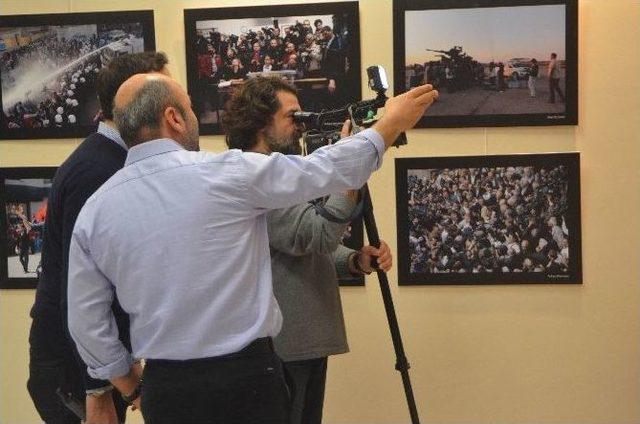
[0,167,57,289]
[184,2,361,135]
[0,10,155,140]
[393,0,578,128]
[395,153,582,285]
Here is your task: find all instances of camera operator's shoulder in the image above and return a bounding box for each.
[192,149,244,164]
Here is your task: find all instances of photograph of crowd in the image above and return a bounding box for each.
[394,0,578,127]
[185,2,360,134]
[0,11,155,139]
[1,169,55,289]
[396,154,581,285]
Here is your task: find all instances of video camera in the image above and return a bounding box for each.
[293,65,406,154]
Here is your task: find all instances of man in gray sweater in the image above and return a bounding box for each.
[225,78,393,423]
[266,186,391,424]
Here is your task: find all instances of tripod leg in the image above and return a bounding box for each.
[360,184,421,424]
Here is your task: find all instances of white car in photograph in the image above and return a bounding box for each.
[504,58,532,80]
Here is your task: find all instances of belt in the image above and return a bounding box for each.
[146,337,274,367]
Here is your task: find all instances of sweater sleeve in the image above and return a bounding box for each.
[333,244,357,280]
[267,194,356,256]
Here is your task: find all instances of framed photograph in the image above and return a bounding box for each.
[0,167,56,289]
[184,2,361,135]
[0,10,156,140]
[393,0,578,128]
[339,217,364,286]
[396,153,581,285]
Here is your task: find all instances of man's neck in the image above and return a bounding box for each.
[250,139,271,155]
[102,119,117,129]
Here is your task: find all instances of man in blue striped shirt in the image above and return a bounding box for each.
[67,74,437,423]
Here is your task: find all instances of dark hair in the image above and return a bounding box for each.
[113,78,185,148]
[222,76,296,151]
[314,19,323,26]
[97,51,169,120]
[551,52,557,58]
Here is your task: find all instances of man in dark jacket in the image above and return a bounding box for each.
[27,51,169,424]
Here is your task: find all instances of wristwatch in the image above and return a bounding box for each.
[353,252,373,275]
[86,385,113,397]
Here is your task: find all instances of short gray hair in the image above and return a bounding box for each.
[113,79,186,147]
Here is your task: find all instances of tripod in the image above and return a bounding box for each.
[360,183,420,424]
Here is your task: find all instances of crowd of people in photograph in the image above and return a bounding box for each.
[196,18,346,84]
[5,202,46,274]
[194,18,350,117]
[407,165,571,275]
[1,28,138,130]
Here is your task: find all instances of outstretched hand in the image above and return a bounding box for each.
[374,84,439,148]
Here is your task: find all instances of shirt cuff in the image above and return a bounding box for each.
[87,351,134,381]
[356,128,385,170]
[86,385,113,395]
[84,375,113,391]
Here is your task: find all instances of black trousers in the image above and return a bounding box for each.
[141,338,290,424]
[27,317,128,424]
[283,357,328,424]
[20,248,29,272]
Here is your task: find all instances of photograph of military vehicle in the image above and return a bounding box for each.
[394,0,578,127]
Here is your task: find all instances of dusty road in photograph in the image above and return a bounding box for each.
[425,74,567,116]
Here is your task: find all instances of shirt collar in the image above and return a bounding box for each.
[124,139,186,166]
[97,122,128,151]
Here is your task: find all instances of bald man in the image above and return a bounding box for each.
[67,74,437,423]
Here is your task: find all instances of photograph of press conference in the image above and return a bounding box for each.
[185,4,360,134]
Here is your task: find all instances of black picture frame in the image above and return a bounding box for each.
[395,153,582,285]
[393,0,578,128]
[184,2,361,135]
[0,10,156,140]
[339,217,364,286]
[1,167,57,289]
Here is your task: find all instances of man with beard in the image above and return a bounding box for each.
[67,75,438,423]
[235,97,393,423]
